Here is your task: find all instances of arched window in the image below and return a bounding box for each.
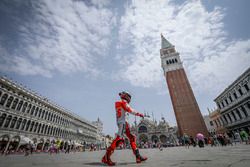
[227,113,232,122]
[45,111,48,120]
[6,96,14,108]
[30,121,34,132]
[47,113,51,121]
[22,102,28,112]
[44,125,48,135]
[26,104,32,113]
[21,119,27,130]
[236,109,242,119]
[11,98,19,110]
[41,124,45,134]
[15,118,22,129]
[25,120,31,131]
[37,123,41,133]
[0,93,8,105]
[41,110,45,119]
[47,126,51,135]
[34,122,38,133]
[50,114,53,121]
[166,60,169,65]
[231,111,237,121]
[4,115,12,128]
[0,113,7,127]
[10,117,17,128]
[138,125,147,133]
[38,109,42,118]
[171,59,175,64]
[34,107,39,117]
[175,58,178,63]
[16,100,23,111]
[30,106,35,115]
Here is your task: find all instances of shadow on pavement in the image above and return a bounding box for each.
[84,162,137,166]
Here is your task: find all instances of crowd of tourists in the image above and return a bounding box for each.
[0,140,98,156]
[180,129,249,149]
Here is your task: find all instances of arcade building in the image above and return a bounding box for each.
[0,76,98,153]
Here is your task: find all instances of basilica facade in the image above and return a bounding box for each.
[130,118,178,147]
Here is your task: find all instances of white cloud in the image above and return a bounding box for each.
[116,0,250,95]
[0,0,116,77]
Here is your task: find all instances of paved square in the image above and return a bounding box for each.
[0,144,250,167]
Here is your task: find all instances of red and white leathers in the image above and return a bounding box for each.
[102,99,147,166]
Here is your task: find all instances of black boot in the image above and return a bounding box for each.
[134,149,147,163]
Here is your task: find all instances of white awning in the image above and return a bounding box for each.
[20,136,33,144]
[75,143,83,146]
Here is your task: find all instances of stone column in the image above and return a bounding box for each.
[1,117,8,128]
[225,114,231,124]
[15,142,21,152]
[4,140,11,154]
[229,113,236,122]
[233,110,240,120]
[41,142,46,151]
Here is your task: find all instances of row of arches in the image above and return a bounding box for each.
[166,58,178,65]
[0,134,81,154]
[220,104,250,126]
[138,134,177,145]
[0,90,71,127]
[217,82,250,110]
[0,112,75,140]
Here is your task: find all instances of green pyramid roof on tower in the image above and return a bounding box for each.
[161,34,173,49]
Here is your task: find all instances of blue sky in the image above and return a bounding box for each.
[0,0,249,136]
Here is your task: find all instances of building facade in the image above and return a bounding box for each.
[214,67,250,134]
[160,34,208,137]
[208,109,226,135]
[130,118,178,147]
[0,76,97,153]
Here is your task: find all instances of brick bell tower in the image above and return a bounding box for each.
[160,34,208,137]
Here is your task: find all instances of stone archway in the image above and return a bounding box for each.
[9,136,20,152]
[138,125,147,133]
[37,138,44,151]
[139,134,148,143]
[151,135,159,144]
[44,139,50,150]
[160,135,167,144]
[0,135,10,153]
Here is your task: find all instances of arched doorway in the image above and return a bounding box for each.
[151,135,159,144]
[160,135,167,144]
[138,125,147,133]
[139,134,148,143]
[0,135,9,153]
[9,136,20,153]
[44,139,50,151]
[36,138,44,151]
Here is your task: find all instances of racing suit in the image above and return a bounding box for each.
[102,99,146,165]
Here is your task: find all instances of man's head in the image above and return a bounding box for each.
[119,91,131,103]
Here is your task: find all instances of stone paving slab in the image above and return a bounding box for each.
[0,144,250,167]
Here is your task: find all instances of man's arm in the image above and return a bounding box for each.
[122,101,144,117]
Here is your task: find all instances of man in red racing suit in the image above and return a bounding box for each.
[101,91,147,166]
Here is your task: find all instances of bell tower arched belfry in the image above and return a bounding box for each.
[160,34,209,137]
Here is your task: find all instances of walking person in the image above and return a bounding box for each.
[101,91,147,166]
